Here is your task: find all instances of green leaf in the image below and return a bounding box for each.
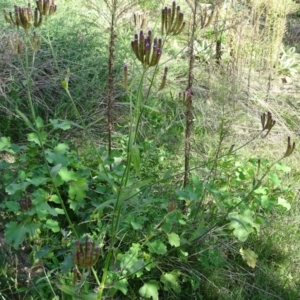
[130,144,141,177]
[50,194,60,204]
[60,254,74,273]
[6,182,30,194]
[275,163,291,173]
[50,119,71,130]
[35,116,44,129]
[228,209,258,242]
[69,178,88,201]
[160,272,181,293]
[50,164,62,178]
[148,240,167,255]
[26,177,48,186]
[44,219,60,232]
[27,132,47,146]
[269,173,281,186]
[112,278,128,295]
[58,167,79,182]
[254,186,267,194]
[167,232,180,247]
[5,222,40,249]
[278,197,291,210]
[240,248,258,268]
[139,281,159,300]
[45,146,69,167]
[0,137,12,152]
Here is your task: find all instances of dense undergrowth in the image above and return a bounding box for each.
[0,0,300,299]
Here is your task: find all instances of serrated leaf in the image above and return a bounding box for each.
[58,168,79,182]
[6,182,30,194]
[275,163,291,173]
[60,254,74,273]
[167,232,180,247]
[0,137,12,151]
[240,248,258,268]
[160,272,181,293]
[28,132,47,146]
[5,222,40,249]
[228,210,258,242]
[139,281,159,300]
[278,197,291,210]
[112,278,128,295]
[69,178,88,201]
[148,240,167,255]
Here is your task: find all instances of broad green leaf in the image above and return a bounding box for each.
[240,248,258,268]
[50,194,60,204]
[254,186,267,194]
[5,222,40,249]
[160,272,181,293]
[60,254,74,273]
[130,144,141,177]
[69,178,88,201]
[148,240,167,255]
[0,137,11,151]
[6,182,30,194]
[26,177,48,186]
[35,202,58,218]
[167,232,180,247]
[228,210,258,242]
[112,278,128,295]
[58,167,78,182]
[35,116,44,129]
[5,201,20,212]
[50,119,71,130]
[269,173,281,186]
[50,164,62,178]
[45,150,69,167]
[139,281,159,300]
[275,163,291,173]
[44,219,60,232]
[131,220,143,230]
[27,132,47,146]
[278,197,291,210]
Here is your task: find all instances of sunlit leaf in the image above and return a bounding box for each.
[148,240,167,255]
[160,272,181,293]
[240,248,258,268]
[167,232,180,247]
[139,280,159,300]
[278,197,291,210]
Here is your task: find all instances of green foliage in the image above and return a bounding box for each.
[0,0,299,299]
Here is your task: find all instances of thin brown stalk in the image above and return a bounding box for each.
[107,0,117,170]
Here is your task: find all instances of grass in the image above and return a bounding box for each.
[0,0,300,299]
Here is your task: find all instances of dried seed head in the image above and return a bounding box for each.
[283,136,295,158]
[123,64,128,89]
[261,111,276,138]
[158,66,168,91]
